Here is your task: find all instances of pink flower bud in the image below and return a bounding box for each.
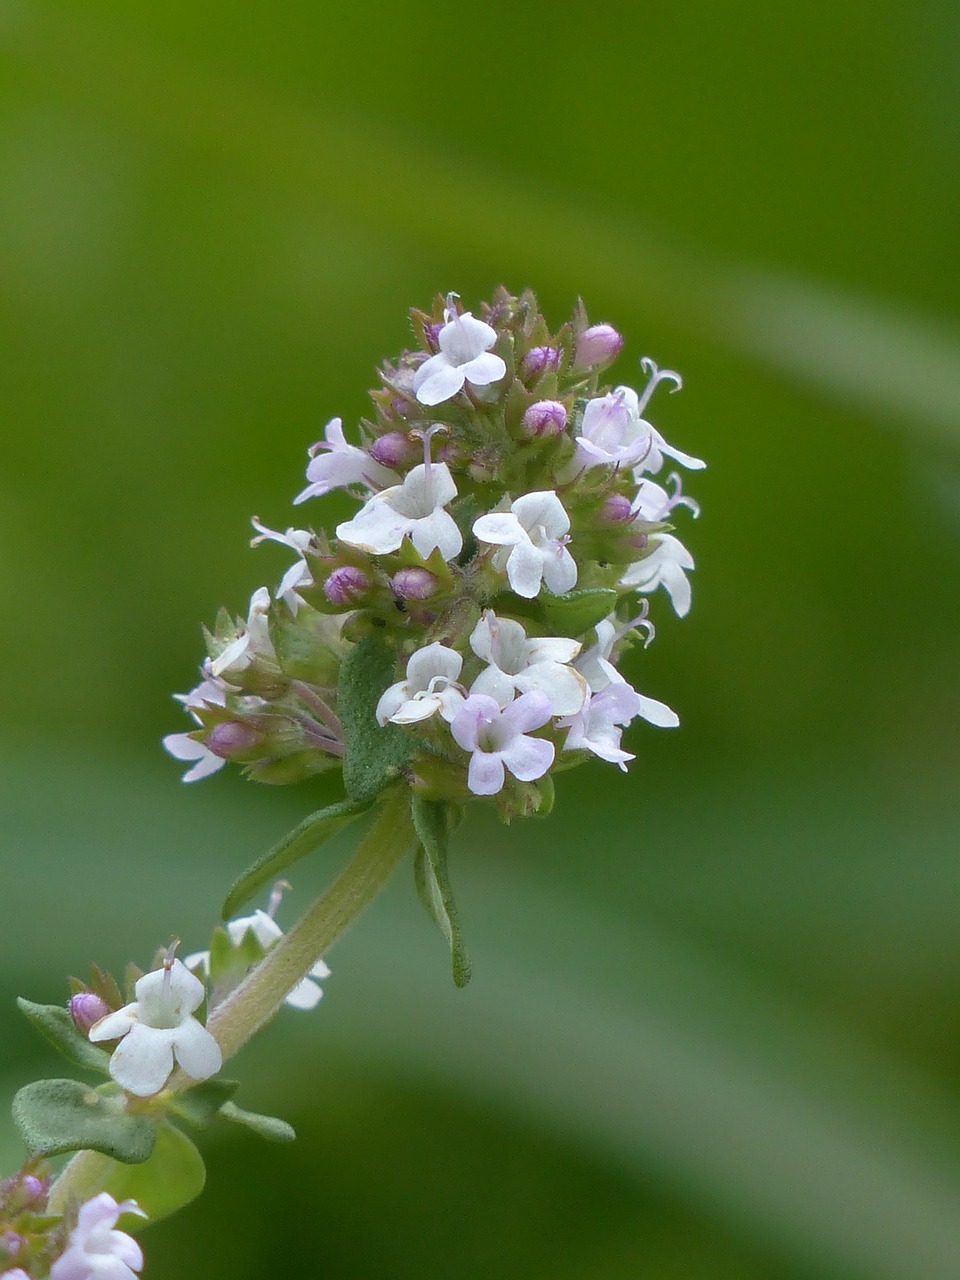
[2,1230,23,1257]
[324,565,369,605]
[599,494,634,523]
[522,400,567,437]
[390,568,438,601]
[19,1176,47,1207]
[575,324,623,368]
[369,432,414,468]
[207,721,261,757]
[68,992,110,1034]
[521,345,560,380]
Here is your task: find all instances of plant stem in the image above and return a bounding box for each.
[204,785,413,1064]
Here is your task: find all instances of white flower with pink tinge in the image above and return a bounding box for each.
[50,1194,146,1280]
[163,676,230,782]
[451,691,555,796]
[557,684,651,771]
[620,533,695,618]
[469,611,587,716]
[473,491,577,599]
[294,417,398,505]
[89,959,222,1097]
[413,300,506,406]
[375,643,466,726]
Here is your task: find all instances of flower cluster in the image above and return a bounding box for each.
[1,1175,142,1280]
[165,289,703,819]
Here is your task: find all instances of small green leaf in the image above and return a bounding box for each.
[13,1079,156,1162]
[219,1100,296,1142]
[221,796,370,919]
[206,924,265,1006]
[340,634,415,804]
[539,587,618,634]
[170,1079,240,1129]
[411,795,472,988]
[59,1122,207,1225]
[17,999,112,1076]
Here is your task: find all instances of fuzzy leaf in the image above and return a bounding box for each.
[221,796,370,919]
[13,1079,156,1163]
[411,795,472,988]
[219,1101,296,1142]
[538,587,619,635]
[340,634,415,804]
[55,1122,206,1225]
[17,999,112,1076]
[170,1078,240,1129]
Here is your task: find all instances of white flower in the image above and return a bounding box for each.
[375,642,466,725]
[571,384,705,479]
[412,305,506,406]
[50,1194,146,1280]
[468,611,587,716]
[293,417,398,504]
[209,586,274,677]
[450,692,555,796]
[250,518,315,612]
[161,732,226,783]
[186,908,329,1012]
[558,681,677,771]
[89,959,222,1097]
[574,613,653,693]
[631,472,701,522]
[620,533,695,617]
[473,491,578,599]
[336,462,463,561]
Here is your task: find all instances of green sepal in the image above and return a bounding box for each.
[538,587,619,634]
[57,1122,206,1225]
[340,634,415,804]
[12,1079,156,1163]
[207,924,265,1006]
[169,1079,240,1129]
[221,795,371,919]
[411,795,472,988]
[219,1100,296,1143]
[16,999,112,1076]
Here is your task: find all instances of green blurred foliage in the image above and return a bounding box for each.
[1,1,959,1276]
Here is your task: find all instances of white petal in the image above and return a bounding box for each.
[470,664,517,708]
[472,511,525,547]
[376,681,411,725]
[499,735,555,782]
[515,662,588,716]
[410,508,463,561]
[172,1018,223,1082]
[414,360,466,406]
[89,1006,136,1042]
[390,694,443,724]
[526,636,581,665]
[407,642,463,690]
[635,693,680,727]
[542,546,578,596]
[108,1025,176,1096]
[336,496,409,554]
[462,351,506,387]
[511,491,570,539]
[506,540,546,598]
[284,977,323,1010]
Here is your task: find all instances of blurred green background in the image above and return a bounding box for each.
[2,1,960,1276]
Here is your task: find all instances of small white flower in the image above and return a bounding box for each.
[209,586,274,677]
[186,906,329,1012]
[293,417,399,504]
[250,518,315,612]
[89,959,222,1097]
[375,642,466,725]
[558,681,677,771]
[620,533,695,617]
[50,1193,146,1280]
[161,732,226,783]
[412,304,506,406]
[574,613,653,693]
[336,462,463,561]
[473,491,578,599]
[631,472,701,522]
[450,692,555,796]
[469,611,587,716]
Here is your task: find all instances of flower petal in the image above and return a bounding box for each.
[499,689,553,737]
[172,1018,223,1082]
[413,361,466,406]
[467,751,505,796]
[470,664,517,709]
[635,693,680,727]
[108,1025,176,1096]
[541,546,578,596]
[336,495,409,554]
[505,539,545,598]
[499,734,555,782]
[473,511,525,547]
[407,642,463,690]
[515,662,588,716]
[462,351,506,387]
[285,977,323,1010]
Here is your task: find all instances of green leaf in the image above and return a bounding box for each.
[221,796,370,919]
[17,999,112,1076]
[538,588,619,635]
[170,1078,239,1129]
[12,1079,156,1162]
[340,634,415,804]
[207,923,265,1006]
[60,1122,207,1225]
[219,1100,296,1142]
[411,795,472,988]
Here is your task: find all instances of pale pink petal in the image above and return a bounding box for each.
[499,690,552,737]
[467,751,505,795]
[499,735,554,782]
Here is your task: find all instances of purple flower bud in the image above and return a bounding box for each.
[207,721,261,757]
[521,345,560,380]
[19,1175,47,1207]
[522,400,567,437]
[390,568,438,601]
[575,324,623,368]
[3,1230,23,1257]
[369,431,414,468]
[599,494,634,523]
[324,565,369,606]
[68,992,110,1034]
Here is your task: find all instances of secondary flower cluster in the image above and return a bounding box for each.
[0,1175,142,1280]
[164,288,703,818]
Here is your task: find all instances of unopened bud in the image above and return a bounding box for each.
[522,400,567,437]
[370,432,415,468]
[68,992,109,1034]
[574,324,623,368]
[521,345,560,380]
[390,568,438,601]
[324,565,369,606]
[207,721,261,758]
[599,494,634,523]
[18,1176,47,1208]
[2,1230,23,1257]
